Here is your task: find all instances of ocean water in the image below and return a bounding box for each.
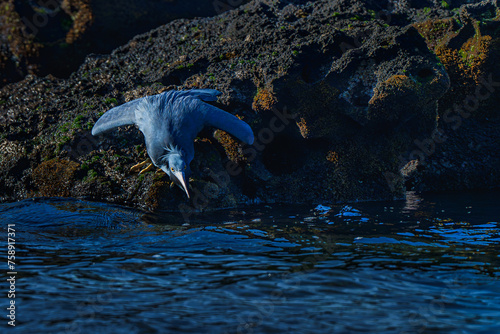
[1,190,499,333]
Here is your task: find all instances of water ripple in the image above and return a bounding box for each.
[1,191,499,333]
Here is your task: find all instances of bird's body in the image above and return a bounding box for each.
[92,89,254,197]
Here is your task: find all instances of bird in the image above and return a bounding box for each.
[91,89,254,198]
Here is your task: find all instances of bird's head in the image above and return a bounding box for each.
[159,145,191,198]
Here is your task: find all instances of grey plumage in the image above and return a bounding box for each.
[92,89,254,197]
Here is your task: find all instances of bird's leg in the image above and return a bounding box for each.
[130,158,155,174]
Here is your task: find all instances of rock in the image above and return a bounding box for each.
[0,0,251,87]
[409,0,500,192]
[0,0,499,211]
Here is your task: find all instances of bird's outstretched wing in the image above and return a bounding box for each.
[92,90,253,147]
[91,98,145,136]
[202,103,254,145]
[184,89,222,102]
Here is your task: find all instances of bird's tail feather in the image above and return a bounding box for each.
[91,98,142,136]
[202,103,254,145]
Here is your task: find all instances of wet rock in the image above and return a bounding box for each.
[0,0,250,87]
[407,0,500,193]
[0,0,499,211]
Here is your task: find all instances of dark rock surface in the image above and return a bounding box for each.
[0,0,498,212]
[0,0,250,86]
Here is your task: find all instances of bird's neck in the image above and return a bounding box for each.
[169,147,183,158]
[164,143,182,156]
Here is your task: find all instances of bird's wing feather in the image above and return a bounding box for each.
[184,89,222,102]
[91,98,145,136]
[202,103,254,145]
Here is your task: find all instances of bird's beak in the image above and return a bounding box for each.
[172,170,190,198]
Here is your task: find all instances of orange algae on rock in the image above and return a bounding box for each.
[214,130,246,163]
[435,33,491,85]
[326,151,339,164]
[252,87,277,111]
[32,158,81,197]
[62,0,94,44]
[414,18,458,50]
[213,114,250,163]
[0,0,41,83]
[415,16,494,120]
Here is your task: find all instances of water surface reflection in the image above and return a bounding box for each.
[1,191,499,333]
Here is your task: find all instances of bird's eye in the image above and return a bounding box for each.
[170,167,175,172]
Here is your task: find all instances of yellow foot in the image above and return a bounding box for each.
[130,159,155,174]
